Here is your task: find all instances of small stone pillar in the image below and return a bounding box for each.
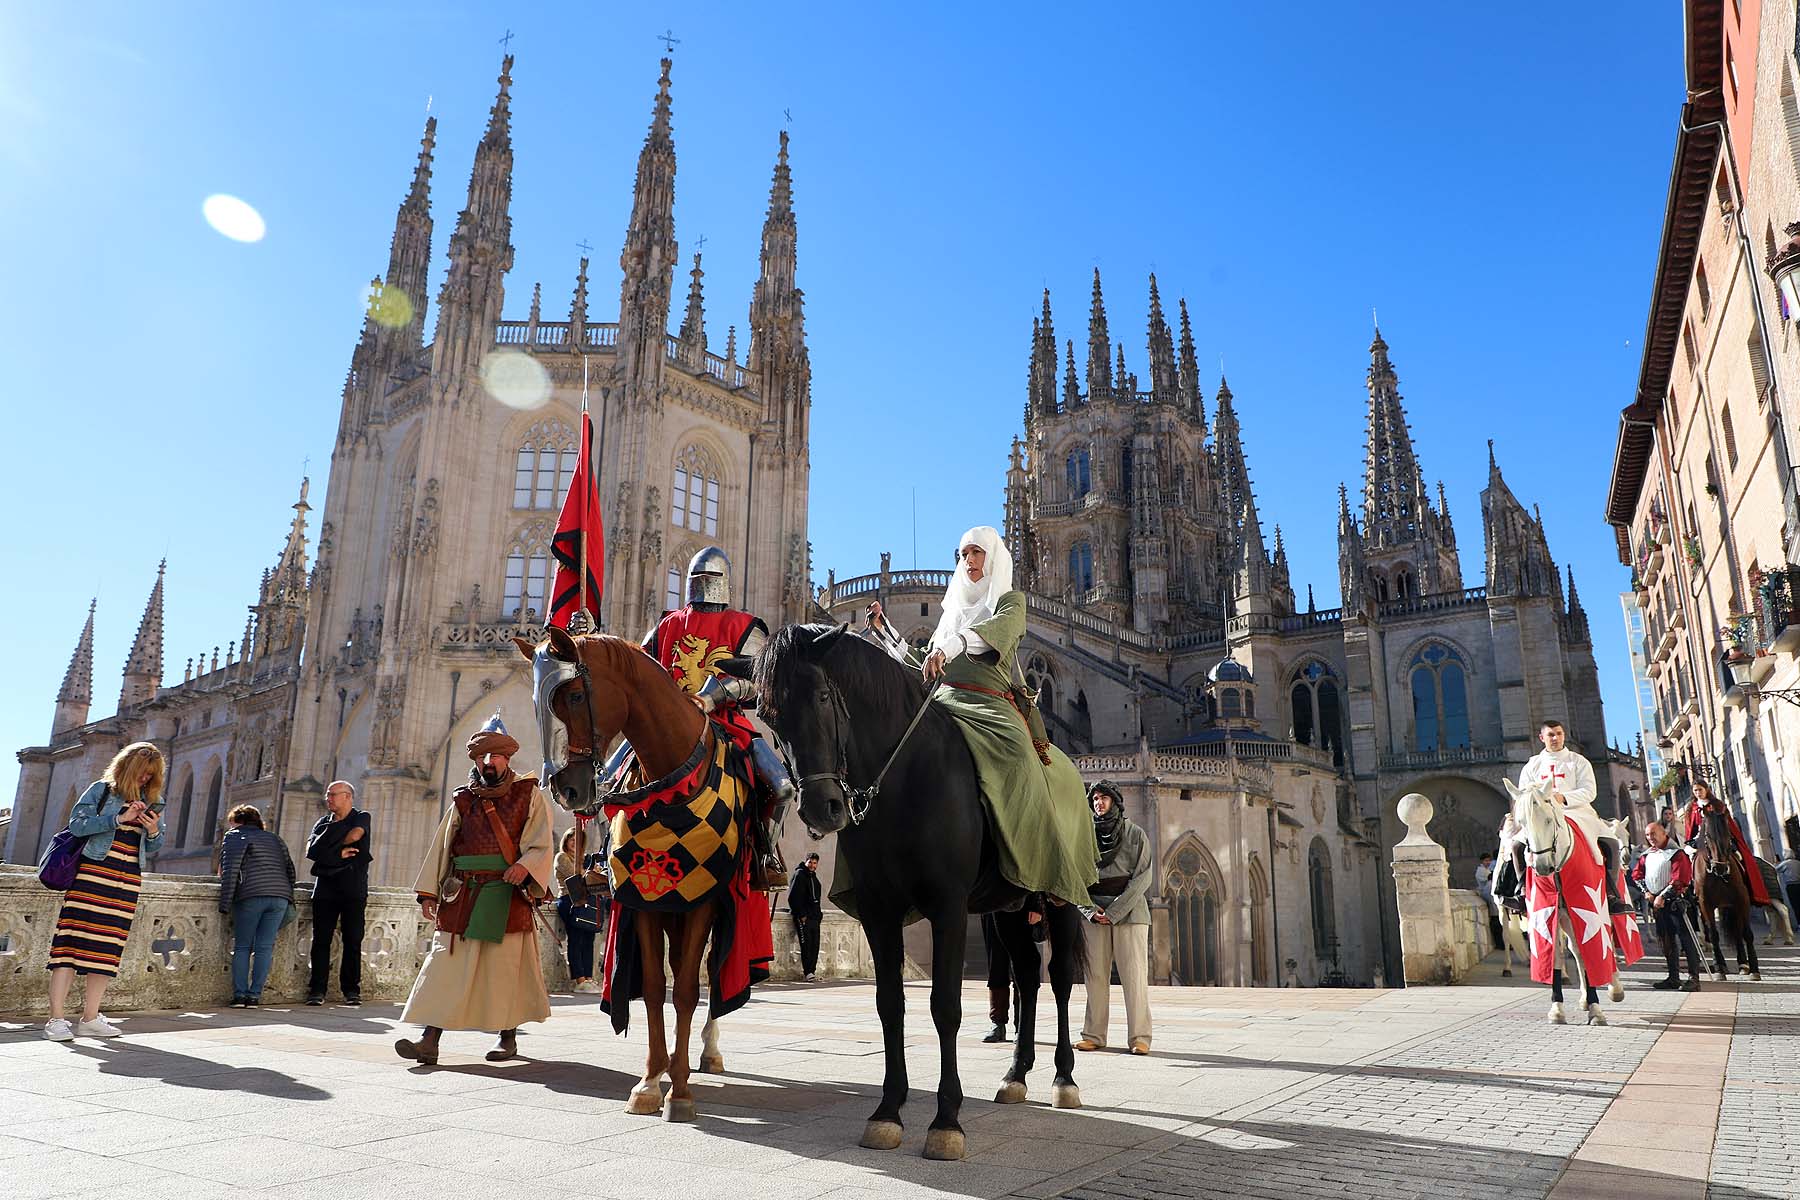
[1392,792,1455,985]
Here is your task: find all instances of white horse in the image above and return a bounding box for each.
[1491,893,1531,977]
[1505,777,1627,1026]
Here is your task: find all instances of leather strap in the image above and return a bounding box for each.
[946,681,1031,728]
[477,796,521,865]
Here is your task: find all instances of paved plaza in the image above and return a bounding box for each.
[2,944,1796,1200]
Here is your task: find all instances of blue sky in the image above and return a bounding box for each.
[0,3,1679,806]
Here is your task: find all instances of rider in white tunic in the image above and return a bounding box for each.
[1514,718,1629,914]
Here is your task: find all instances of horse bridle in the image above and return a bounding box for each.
[785,668,939,829]
[532,639,614,814]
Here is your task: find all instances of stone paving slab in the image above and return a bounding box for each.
[0,944,1793,1199]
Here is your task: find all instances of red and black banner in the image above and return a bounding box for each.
[550,409,603,628]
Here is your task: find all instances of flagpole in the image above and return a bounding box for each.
[578,355,590,627]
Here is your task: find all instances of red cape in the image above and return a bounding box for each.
[1685,804,1773,905]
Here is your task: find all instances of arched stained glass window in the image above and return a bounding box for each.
[1411,667,1439,751]
[503,522,555,620]
[513,420,577,509]
[1409,643,1471,753]
[672,445,722,536]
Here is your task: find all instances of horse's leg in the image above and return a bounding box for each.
[859,916,909,1151]
[1705,900,1728,980]
[662,905,713,1122]
[699,1017,724,1074]
[921,907,969,1161]
[1047,902,1082,1109]
[627,913,670,1115]
[1549,966,1566,1024]
[993,911,1039,1105]
[1738,902,1761,980]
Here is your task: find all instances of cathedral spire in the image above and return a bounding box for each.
[567,256,590,349]
[1362,324,1423,548]
[1146,273,1178,404]
[679,250,707,364]
[254,479,313,664]
[1115,343,1130,399]
[1086,268,1112,404]
[53,598,96,736]
[619,56,679,396]
[748,127,809,447]
[120,560,165,710]
[1029,290,1058,418]
[1063,339,1081,410]
[1214,376,1250,526]
[1234,482,1271,599]
[432,55,516,387]
[1177,297,1203,425]
[380,114,437,352]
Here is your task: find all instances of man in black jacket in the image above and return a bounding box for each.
[306,780,371,1005]
[788,852,823,981]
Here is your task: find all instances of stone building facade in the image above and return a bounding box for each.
[1607,0,1800,858]
[8,55,813,885]
[825,278,1627,986]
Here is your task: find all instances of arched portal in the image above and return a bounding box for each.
[1165,836,1225,986]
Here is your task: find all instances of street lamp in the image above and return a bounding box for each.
[1769,221,1800,320]
[1724,647,1800,708]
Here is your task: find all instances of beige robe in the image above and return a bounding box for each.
[401,779,556,1031]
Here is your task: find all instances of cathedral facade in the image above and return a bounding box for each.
[7,55,812,885]
[822,275,1631,986]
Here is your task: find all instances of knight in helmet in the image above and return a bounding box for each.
[605,547,796,889]
[395,713,555,1066]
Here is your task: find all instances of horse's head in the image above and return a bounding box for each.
[1700,806,1738,878]
[754,622,854,837]
[512,627,629,815]
[1504,775,1570,874]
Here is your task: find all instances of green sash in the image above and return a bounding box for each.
[453,854,513,943]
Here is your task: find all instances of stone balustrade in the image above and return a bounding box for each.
[0,864,873,1017]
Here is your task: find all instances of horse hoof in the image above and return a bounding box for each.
[860,1120,903,1151]
[1751,971,1762,981]
[923,1128,966,1161]
[1609,980,1625,1003]
[663,1095,697,1123]
[699,1055,725,1074]
[626,1082,664,1115]
[1548,1004,1566,1025]
[1501,968,1512,977]
[994,1080,1028,1105]
[1052,1083,1083,1110]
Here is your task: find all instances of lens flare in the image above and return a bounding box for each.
[363,281,415,329]
[481,349,551,410]
[201,194,266,243]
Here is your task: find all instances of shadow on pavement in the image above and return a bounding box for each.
[65,1041,332,1101]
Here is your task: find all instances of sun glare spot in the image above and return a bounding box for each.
[363,281,415,329]
[482,350,551,410]
[202,194,266,243]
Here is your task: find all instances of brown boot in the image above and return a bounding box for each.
[485,1029,518,1062]
[395,1026,441,1066]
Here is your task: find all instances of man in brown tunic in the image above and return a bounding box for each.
[395,714,554,1065]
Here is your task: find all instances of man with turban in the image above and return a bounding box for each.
[395,713,554,1065]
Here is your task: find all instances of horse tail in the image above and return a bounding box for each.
[1055,898,1088,982]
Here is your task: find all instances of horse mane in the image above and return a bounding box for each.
[756,623,929,732]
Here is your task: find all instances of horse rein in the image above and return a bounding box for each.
[790,672,939,828]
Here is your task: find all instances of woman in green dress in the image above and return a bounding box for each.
[867,526,1097,908]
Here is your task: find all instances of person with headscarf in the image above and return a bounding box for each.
[395,713,554,1066]
[1075,781,1153,1055]
[865,526,1098,912]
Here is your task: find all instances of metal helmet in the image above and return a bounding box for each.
[687,546,732,607]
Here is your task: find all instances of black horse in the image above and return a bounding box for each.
[755,623,1086,1162]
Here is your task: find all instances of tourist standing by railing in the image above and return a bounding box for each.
[44,742,166,1041]
[218,804,297,1008]
[305,780,370,1006]
[554,828,599,993]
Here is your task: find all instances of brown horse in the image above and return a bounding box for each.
[1694,805,1762,981]
[513,627,731,1121]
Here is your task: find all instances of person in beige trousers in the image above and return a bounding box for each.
[1077,781,1153,1055]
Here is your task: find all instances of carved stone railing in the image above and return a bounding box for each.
[441,615,548,651]
[0,865,875,1017]
[1378,746,1511,773]
[491,319,746,388]
[1376,586,1489,620]
[1069,751,1276,794]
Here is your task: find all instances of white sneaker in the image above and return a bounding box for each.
[574,979,601,994]
[44,1018,73,1042]
[74,1016,122,1038]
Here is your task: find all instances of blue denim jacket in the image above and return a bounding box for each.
[67,781,164,863]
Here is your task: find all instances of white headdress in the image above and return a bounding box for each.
[930,526,1013,657]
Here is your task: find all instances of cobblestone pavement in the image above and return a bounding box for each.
[0,943,1793,1200]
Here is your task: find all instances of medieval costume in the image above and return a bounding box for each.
[865,526,1098,910]
[1684,795,1773,906]
[396,715,554,1065]
[604,546,794,890]
[1515,744,1630,914]
[1077,782,1153,1053]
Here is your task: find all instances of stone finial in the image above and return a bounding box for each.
[1396,792,1437,847]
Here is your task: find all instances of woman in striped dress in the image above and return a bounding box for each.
[44,742,166,1041]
